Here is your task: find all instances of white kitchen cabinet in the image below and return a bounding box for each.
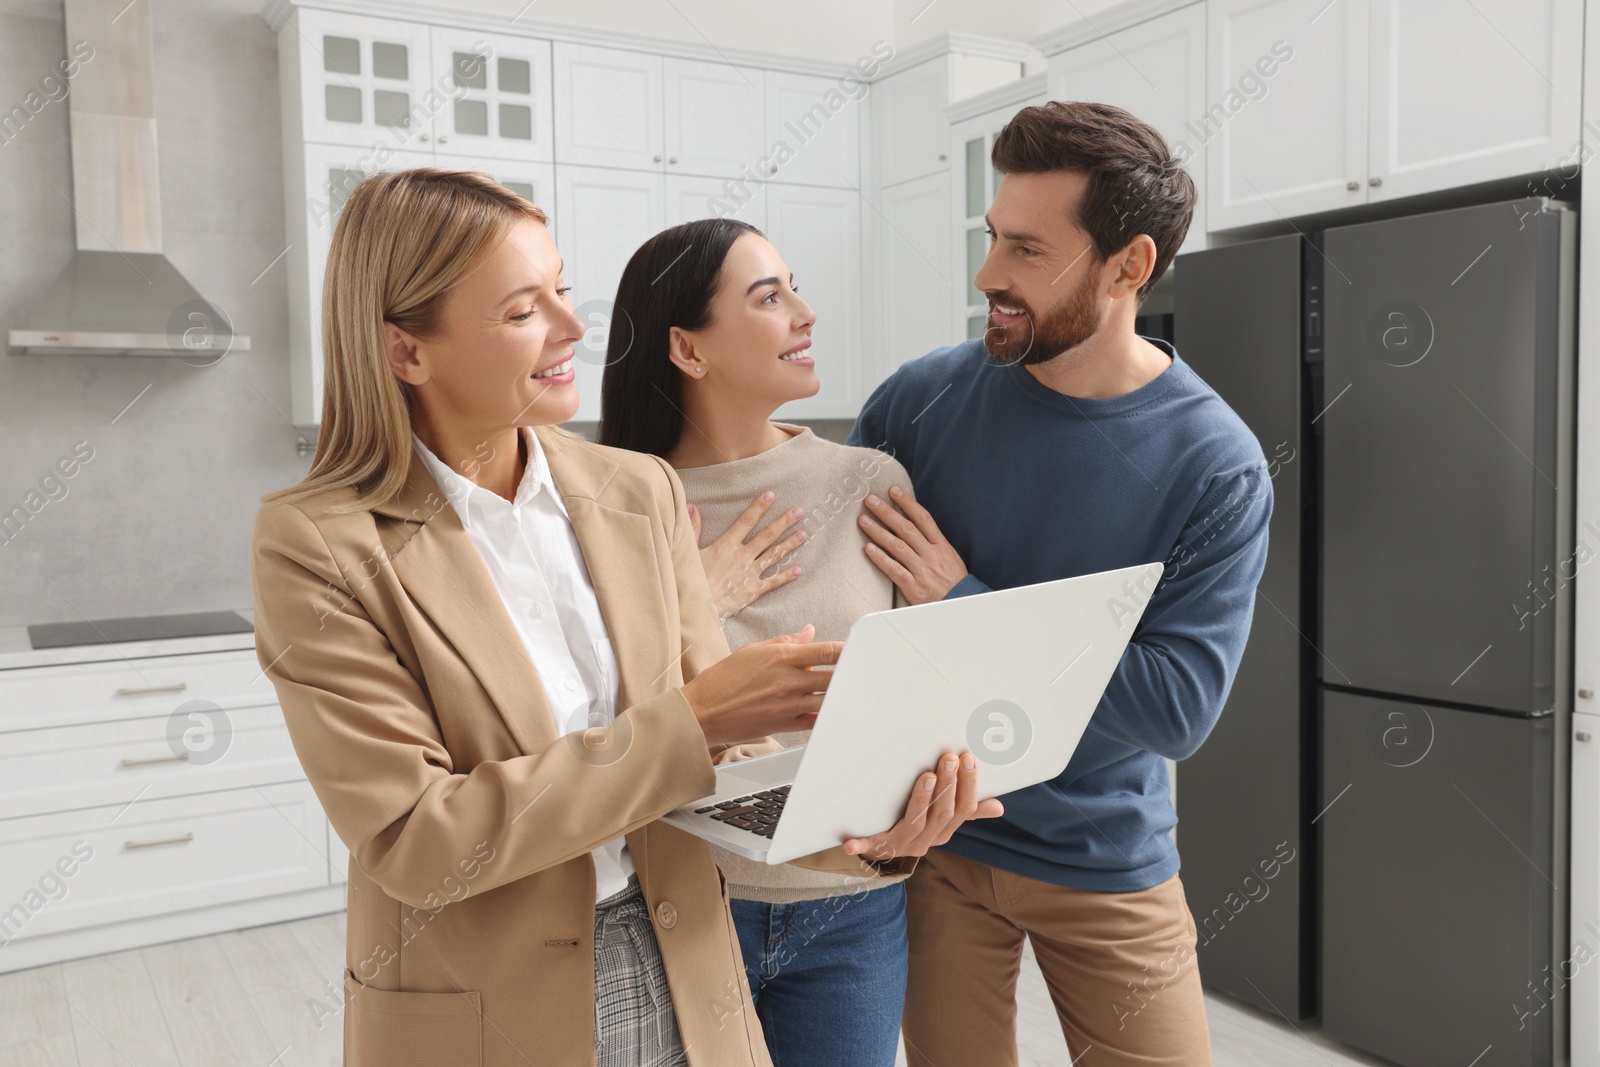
[291,8,437,151]
[1574,712,1600,1065]
[665,175,766,230]
[765,184,863,419]
[1209,0,1581,230]
[0,640,344,975]
[762,70,862,188]
[872,61,954,188]
[878,171,955,377]
[429,28,553,162]
[664,57,766,180]
[1366,0,1581,204]
[1207,0,1368,229]
[554,46,769,181]
[552,43,665,172]
[1575,5,1600,1050]
[0,781,328,943]
[553,165,667,423]
[1045,3,1208,254]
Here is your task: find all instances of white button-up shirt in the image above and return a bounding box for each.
[412,426,634,902]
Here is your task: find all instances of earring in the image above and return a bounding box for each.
[693,366,704,375]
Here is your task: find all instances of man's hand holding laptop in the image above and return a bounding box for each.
[842,750,1005,861]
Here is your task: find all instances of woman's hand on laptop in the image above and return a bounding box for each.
[681,624,841,746]
[689,493,808,619]
[841,752,1004,861]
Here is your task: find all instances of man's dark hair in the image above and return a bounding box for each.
[991,101,1196,302]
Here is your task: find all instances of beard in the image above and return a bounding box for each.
[981,268,1104,367]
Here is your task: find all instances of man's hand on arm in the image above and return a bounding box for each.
[858,486,971,605]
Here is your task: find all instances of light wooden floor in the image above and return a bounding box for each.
[0,910,1396,1066]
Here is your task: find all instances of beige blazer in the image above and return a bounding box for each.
[251,424,896,1067]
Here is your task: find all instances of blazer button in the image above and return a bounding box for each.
[656,901,678,929]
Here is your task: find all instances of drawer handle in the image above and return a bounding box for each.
[120,752,191,768]
[116,682,188,697]
[124,832,195,850]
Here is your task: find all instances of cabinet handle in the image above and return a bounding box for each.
[1578,731,1593,742]
[124,832,195,850]
[120,752,191,768]
[938,153,947,161]
[668,156,677,164]
[1346,180,1359,191]
[768,165,777,176]
[1368,176,1382,187]
[653,154,663,163]
[1579,688,1594,700]
[420,133,431,142]
[439,135,449,143]
[116,682,187,697]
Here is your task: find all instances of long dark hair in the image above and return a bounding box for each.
[598,217,762,457]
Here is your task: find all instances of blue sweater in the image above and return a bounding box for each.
[848,337,1273,892]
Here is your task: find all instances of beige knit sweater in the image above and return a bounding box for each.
[674,423,914,904]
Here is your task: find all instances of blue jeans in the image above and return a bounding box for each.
[730,882,907,1067]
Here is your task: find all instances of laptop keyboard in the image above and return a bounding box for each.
[694,785,789,839]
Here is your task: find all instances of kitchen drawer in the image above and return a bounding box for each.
[0,703,304,820]
[0,780,328,943]
[0,649,277,731]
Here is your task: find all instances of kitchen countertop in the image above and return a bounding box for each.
[0,610,257,671]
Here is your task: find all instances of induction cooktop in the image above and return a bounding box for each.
[27,610,253,650]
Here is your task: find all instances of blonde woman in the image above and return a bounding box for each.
[250,169,990,1067]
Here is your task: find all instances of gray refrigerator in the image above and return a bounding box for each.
[1175,198,1576,1067]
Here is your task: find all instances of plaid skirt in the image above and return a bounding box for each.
[594,876,689,1067]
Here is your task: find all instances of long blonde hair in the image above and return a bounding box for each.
[264,169,549,512]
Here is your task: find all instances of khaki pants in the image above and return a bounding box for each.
[903,849,1212,1067]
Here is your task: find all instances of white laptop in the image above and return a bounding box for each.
[662,561,1164,864]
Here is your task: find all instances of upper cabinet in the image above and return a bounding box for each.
[553,45,771,181]
[873,61,953,188]
[1365,0,1582,203]
[764,71,862,188]
[664,58,767,179]
[430,29,553,161]
[1044,3,1208,254]
[293,9,435,150]
[1208,0,1581,230]
[552,44,667,171]
[1206,0,1365,228]
[290,9,556,163]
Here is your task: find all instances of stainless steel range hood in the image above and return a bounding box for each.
[9,0,249,357]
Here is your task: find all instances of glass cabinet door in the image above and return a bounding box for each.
[431,29,554,163]
[295,9,436,152]
[955,126,1002,343]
